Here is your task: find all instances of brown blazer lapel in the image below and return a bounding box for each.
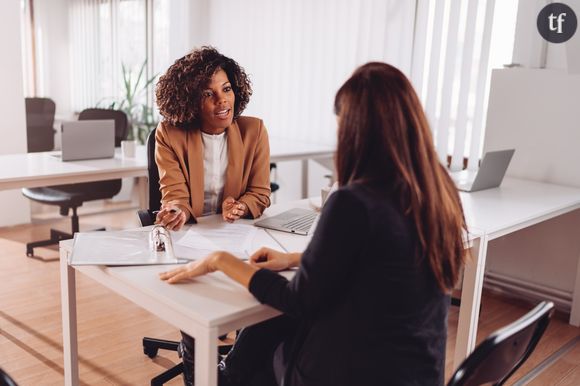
[223,121,243,201]
[187,129,204,217]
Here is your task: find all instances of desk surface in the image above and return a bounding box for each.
[461,177,580,238]
[0,138,334,192]
[62,199,312,330]
[0,147,148,190]
[269,137,334,161]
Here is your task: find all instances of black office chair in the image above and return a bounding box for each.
[270,163,279,193]
[25,97,56,153]
[22,109,129,257]
[447,300,554,386]
[139,128,232,385]
[0,367,18,386]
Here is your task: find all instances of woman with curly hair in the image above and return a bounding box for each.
[154,47,271,386]
[154,46,270,231]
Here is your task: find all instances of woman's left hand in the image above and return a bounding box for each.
[222,197,248,223]
[159,251,229,284]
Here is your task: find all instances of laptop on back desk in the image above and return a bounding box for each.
[58,120,115,161]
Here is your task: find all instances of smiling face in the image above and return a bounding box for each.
[199,68,236,134]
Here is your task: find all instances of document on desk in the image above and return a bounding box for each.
[174,223,285,260]
[70,227,183,266]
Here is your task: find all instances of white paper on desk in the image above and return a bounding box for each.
[175,223,284,260]
[176,223,256,259]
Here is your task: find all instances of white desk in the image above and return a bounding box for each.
[269,138,335,198]
[0,138,334,202]
[60,200,311,386]
[0,147,149,208]
[454,177,580,367]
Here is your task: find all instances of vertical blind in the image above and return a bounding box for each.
[69,0,147,112]
[41,0,503,167]
[205,0,416,145]
[411,0,497,170]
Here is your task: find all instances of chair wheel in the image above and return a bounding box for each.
[144,347,159,358]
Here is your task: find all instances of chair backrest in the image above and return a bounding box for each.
[447,301,555,386]
[147,128,161,212]
[136,128,160,226]
[0,367,18,386]
[78,108,129,147]
[25,97,56,153]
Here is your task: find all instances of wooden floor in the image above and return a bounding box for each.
[0,208,579,385]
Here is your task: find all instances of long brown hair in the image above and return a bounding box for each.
[334,62,467,292]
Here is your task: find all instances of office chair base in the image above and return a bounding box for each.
[151,362,184,386]
[26,228,73,257]
[26,227,106,257]
[143,337,180,358]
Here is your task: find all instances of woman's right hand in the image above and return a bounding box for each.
[155,204,190,231]
[249,247,300,271]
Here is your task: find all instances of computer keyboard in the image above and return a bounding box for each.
[282,212,318,233]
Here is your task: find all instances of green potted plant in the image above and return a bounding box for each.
[101,60,159,145]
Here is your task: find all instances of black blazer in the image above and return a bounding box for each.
[250,183,450,386]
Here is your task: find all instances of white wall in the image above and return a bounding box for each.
[0,0,31,225]
[483,4,580,310]
[512,0,580,70]
[33,0,71,117]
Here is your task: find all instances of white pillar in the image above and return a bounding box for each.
[0,0,31,226]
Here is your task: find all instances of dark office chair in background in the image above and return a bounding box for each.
[447,301,554,386]
[0,367,18,386]
[25,97,56,153]
[22,109,129,257]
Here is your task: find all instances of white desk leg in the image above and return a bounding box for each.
[454,236,488,368]
[60,248,79,386]
[570,249,580,326]
[136,176,149,210]
[195,327,219,386]
[301,159,309,198]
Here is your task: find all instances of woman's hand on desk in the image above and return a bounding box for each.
[249,248,301,271]
[159,252,223,283]
[159,251,258,288]
[155,204,189,231]
[222,197,248,223]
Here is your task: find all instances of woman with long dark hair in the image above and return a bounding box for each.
[161,62,467,386]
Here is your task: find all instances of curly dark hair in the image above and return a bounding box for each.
[156,46,252,127]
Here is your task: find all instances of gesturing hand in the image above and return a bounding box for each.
[249,247,297,271]
[222,196,248,223]
[155,205,190,231]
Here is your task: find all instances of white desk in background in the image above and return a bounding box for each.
[269,138,335,198]
[0,138,334,203]
[454,177,580,367]
[0,147,149,208]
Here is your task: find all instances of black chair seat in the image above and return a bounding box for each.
[23,180,122,207]
[22,187,86,207]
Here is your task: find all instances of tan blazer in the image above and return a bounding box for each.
[155,116,271,220]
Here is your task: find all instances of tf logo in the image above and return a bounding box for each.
[537,2,577,43]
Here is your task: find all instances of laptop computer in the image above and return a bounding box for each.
[57,120,115,161]
[450,149,515,192]
[254,208,318,236]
